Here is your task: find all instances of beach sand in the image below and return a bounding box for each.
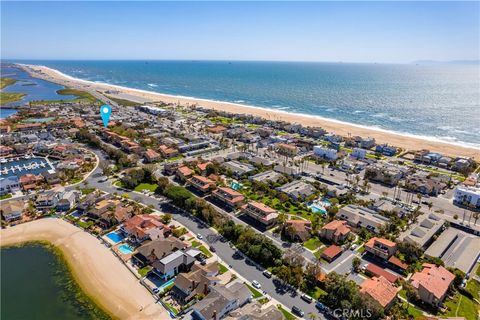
[20,64,480,159]
[0,218,168,320]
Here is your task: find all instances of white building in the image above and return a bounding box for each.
[313,146,338,160]
[0,176,20,196]
[453,185,480,208]
[351,148,367,159]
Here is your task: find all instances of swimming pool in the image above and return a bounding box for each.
[159,278,176,291]
[118,244,134,254]
[308,200,331,215]
[230,181,242,190]
[106,231,126,244]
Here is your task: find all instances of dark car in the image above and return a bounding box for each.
[210,246,216,252]
[292,306,304,317]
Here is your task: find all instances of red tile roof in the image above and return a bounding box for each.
[360,276,398,308]
[410,264,454,300]
[365,263,399,284]
[388,256,409,270]
[321,245,343,260]
[322,220,351,237]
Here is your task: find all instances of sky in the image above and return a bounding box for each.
[1,1,479,63]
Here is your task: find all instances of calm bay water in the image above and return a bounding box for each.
[7,60,480,148]
[1,244,110,320]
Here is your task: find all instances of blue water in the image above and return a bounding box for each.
[0,65,77,113]
[106,231,125,244]
[0,157,54,178]
[7,60,480,148]
[118,244,134,254]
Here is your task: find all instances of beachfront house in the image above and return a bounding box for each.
[122,214,168,243]
[171,262,221,304]
[1,199,24,222]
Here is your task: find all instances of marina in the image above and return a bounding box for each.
[0,155,55,177]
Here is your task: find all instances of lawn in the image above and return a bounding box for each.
[80,188,96,195]
[105,95,140,107]
[313,246,327,260]
[198,245,213,258]
[77,220,94,229]
[466,279,480,300]
[133,183,158,193]
[162,300,179,315]
[1,92,26,105]
[56,88,98,101]
[191,240,201,248]
[138,266,152,277]
[245,283,263,298]
[257,297,269,305]
[0,193,13,200]
[443,291,479,320]
[1,77,17,89]
[277,306,297,320]
[305,286,328,300]
[303,237,323,251]
[217,263,228,275]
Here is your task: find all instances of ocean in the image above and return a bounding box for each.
[8,60,480,148]
[1,244,109,320]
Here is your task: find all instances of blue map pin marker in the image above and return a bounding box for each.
[100,105,112,127]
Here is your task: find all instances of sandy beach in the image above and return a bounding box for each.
[0,218,167,320]
[20,64,480,159]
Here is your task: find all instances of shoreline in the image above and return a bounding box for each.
[0,218,167,320]
[19,63,480,159]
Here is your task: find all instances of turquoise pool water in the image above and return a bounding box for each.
[308,200,331,215]
[106,231,125,244]
[118,244,134,254]
[230,181,242,191]
[159,278,176,291]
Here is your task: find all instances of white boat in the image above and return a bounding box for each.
[0,158,7,164]
[24,155,31,159]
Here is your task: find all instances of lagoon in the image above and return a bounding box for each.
[0,244,110,320]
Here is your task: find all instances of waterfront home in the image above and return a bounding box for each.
[336,205,391,234]
[375,144,397,156]
[211,187,245,209]
[191,282,251,320]
[410,264,454,307]
[176,166,194,182]
[35,190,62,210]
[225,302,284,320]
[92,203,135,229]
[313,146,338,161]
[133,237,190,267]
[187,175,216,194]
[405,174,446,196]
[283,219,312,242]
[0,176,20,196]
[276,180,316,201]
[399,212,445,248]
[453,184,480,208]
[241,201,279,226]
[319,220,351,244]
[0,199,24,222]
[452,156,475,173]
[360,276,398,310]
[15,123,42,132]
[76,191,103,214]
[0,145,14,156]
[249,170,282,184]
[351,147,367,160]
[122,214,168,243]
[222,160,255,178]
[153,249,199,280]
[144,149,161,163]
[19,174,44,191]
[56,190,81,212]
[171,262,221,304]
[321,245,343,262]
[364,237,397,260]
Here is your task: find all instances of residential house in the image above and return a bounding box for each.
[177,166,194,181]
[153,249,199,280]
[0,176,20,196]
[321,245,343,262]
[35,191,62,210]
[132,237,190,269]
[365,237,397,260]
[453,185,480,208]
[336,205,391,233]
[313,146,338,161]
[56,190,80,211]
[225,302,284,320]
[319,220,351,244]
[351,148,367,160]
[19,174,44,191]
[171,262,221,303]
[212,187,245,209]
[277,143,298,157]
[222,160,255,178]
[364,163,405,186]
[405,174,446,196]
[0,145,14,156]
[399,213,445,248]
[365,263,399,284]
[159,145,179,159]
[276,180,316,201]
[284,219,312,242]
[191,282,251,320]
[360,276,398,310]
[410,264,454,307]
[249,170,282,184]
[144,149,161,163]
[375,144,397,156]
[1,199,24,222]
[122,214,168,243]
[187,175,216,194]
[241,201,279,226]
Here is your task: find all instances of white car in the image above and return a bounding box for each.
[251,280,261,289]
[197,234,203,240]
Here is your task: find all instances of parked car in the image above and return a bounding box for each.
[197,233,203,239]
[262,270,272,278]
[291,306,304,317]
[252,280,261,289]
[301,294,313,303]
[350,244,358,251]
[210,246,216,252]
